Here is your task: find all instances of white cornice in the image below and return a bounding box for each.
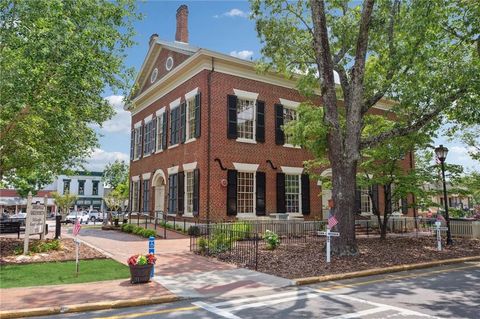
[281,166,304,175]
[233,89,259,100]
[168,166,179,175]
[182,162,198,171]
[279,98,301,109]
[142,172,151,180]
[185,87,199,101]
[169,98,181,109]
[233,162,259,172]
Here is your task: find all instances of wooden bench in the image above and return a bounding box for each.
[0,221,22,238]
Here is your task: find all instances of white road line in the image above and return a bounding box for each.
[306,287,440,318]
[192,301,242,319]
[326,306,391,319]
[226,293,321,312]
[212,289,313,307]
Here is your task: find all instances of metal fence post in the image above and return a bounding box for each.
[255,233,259,271]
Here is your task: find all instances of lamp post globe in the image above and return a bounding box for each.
[435,144,453,245]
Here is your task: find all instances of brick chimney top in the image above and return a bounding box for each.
[175,5,188,43]
[149,33,159,46]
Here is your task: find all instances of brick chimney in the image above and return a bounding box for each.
[175,5,188,43]
[149,33,159,47]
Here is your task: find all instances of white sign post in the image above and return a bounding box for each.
[23,192,47,255]
[317,227,340,263]
[433,221,448,251]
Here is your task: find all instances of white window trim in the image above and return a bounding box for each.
[235,96,257,142]
[236,171,256,216]
[233,89,259,100]
[283,143,301,149]
[168,143,179,150]
[185,87,199,101]
[281,166,304,175]
[236,138,257,144]
[233,163,259,172]
[167,166,179,175]
[169,98,181,109]
[279,98,300,109]
[182,162,197,171]
[285,174,303,217]
[131,175,140,182]
[185,96,196,143]
[155,107,166,117]
[142,172,151,180]
[143,114,153,123]
[134,121,142,129]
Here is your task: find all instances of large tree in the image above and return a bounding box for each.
[0,0,139,194]
[251,0,480,254]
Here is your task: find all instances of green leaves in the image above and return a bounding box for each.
[0,0,140,192]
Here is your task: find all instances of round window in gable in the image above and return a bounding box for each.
[165,56,174,71]
[150,68,158,83]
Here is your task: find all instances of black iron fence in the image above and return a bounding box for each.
[189,220,326,270]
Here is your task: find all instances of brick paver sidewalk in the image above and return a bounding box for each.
[0,279,173,311]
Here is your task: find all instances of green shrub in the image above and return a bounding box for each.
[15,240,61,255]
[264,230,280,250]
[188,226,200,236]
[198,237,207,253]
[142,229,156,238]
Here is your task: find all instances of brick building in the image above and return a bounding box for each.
[126,5,414,221]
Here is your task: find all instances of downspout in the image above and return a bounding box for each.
[206,57,214,222]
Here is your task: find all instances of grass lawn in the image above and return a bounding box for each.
[0,259,130,288]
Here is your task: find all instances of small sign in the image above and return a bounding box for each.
[317,228,340,263]
[148,236,155,278]
[432,222,448,251]
[23,193,47,255]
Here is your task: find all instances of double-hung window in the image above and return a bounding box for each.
[360,187,372,213]
[131,179,140,212]
[285,174,301,213]
[142,179,150,212]
[283,108,298,145]
[168,174,178,214]
[92,181,99,196]
[63,179,71,194]
[170,106,181,146]
[156,111,165,151]
[236,98,255,140]
[78,180,85,196]
[186,98,196,141]
[237,172,255,214]
[185,171,194,214]
[134,126,142,159]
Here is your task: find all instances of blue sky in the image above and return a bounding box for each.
[87,1,479,172]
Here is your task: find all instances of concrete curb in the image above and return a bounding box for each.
[0,295,180,319]
[294,255,480,286]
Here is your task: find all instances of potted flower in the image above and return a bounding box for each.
[127,253,157,284]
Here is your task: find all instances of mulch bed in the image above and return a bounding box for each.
[217,236,480,279]
[0,238,106,265]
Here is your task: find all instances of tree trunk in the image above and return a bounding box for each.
[380,184,392,239]
[331,159,358,256]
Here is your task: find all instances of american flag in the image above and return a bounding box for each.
[73,218,81,236]
[328,215,338,229]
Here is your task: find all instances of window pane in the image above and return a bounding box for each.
[283,108,297,145]
[285,175,300,213]
[237,98,254,139]
[185,171,194,213]
[361,187,371,213]
[187,99,196,139]
[237,172,254,214]
[156,114,163,150]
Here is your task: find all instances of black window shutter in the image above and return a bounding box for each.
[180,101,186,143]
[138,180,143,212]
[256,171,266,216]
[139,125,144,158]
[401,197,408,214]
[371,184,379,213]
[130,129,134,160]
[162,112,168,150]
[227,169,237,216]
[152,117,157,153]
[275,104,285,145]
[301,174,310,215]
[143,124,148,155]
[195,93,201,138]
[227,95,238,139]
[193,169,200,216]
[256,100,265,143]
[276,173,286,213]
[178,171,184,214]
[169,109,174,145]
[355,188,362,214]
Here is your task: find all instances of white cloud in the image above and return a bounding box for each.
[101,95,131,134]
[85,148,129,171]
[214,8,249,19]
[230,50,254,60]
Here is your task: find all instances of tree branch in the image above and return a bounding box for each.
[284,3,314,37]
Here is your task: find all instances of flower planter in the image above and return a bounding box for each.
[129,264,153,284]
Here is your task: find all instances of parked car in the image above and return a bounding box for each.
[86,210,104,222]
[9,212,27,226]
[65,211,89,224]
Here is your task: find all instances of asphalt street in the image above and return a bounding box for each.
[35,261,480,319]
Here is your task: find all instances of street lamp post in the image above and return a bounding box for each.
[434,144,453,245]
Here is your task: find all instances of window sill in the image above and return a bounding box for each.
[143,153,151,158]
[168,144,179,150]
[133,158,140,162]
[236,213,257,219]
[155,149,164,154]
[283,144,301,149]
[236,138,257,144]
[185,138,196,144]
